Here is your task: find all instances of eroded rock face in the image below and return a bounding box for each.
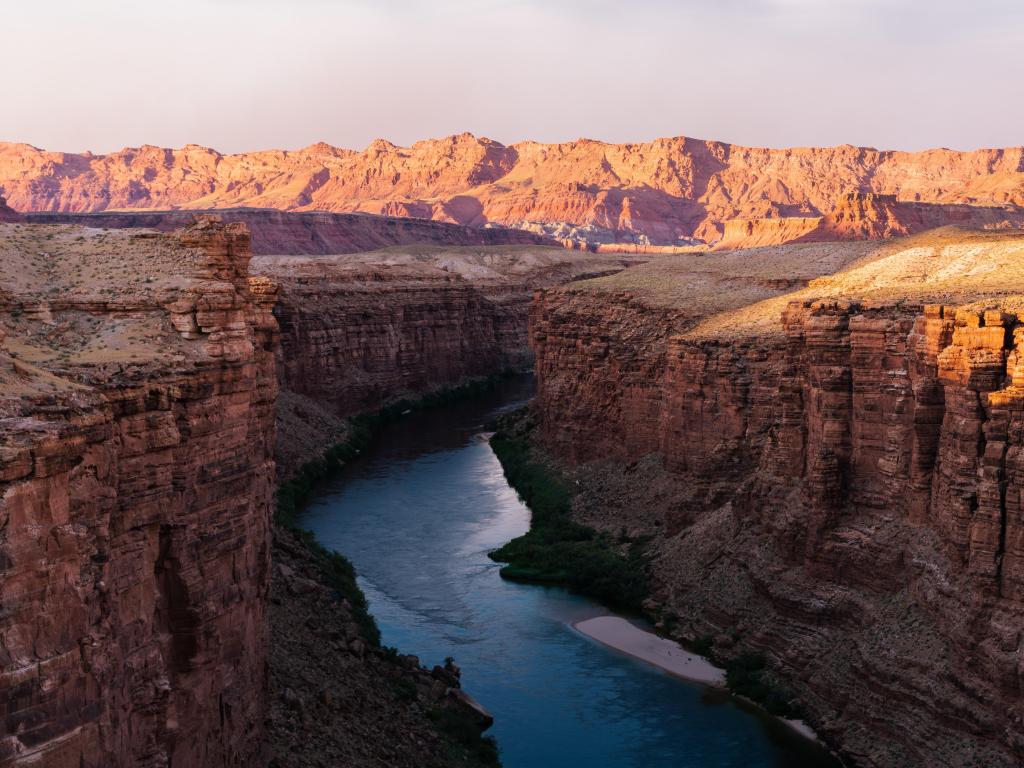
[3,135,1024,247]
[0,219,278,766]
[529,232,1024,767]
[252,247,636,478]
[716,193,1024,250]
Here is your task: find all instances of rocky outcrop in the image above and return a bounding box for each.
[529,230,1024,767]
[3,135,1024,247]
[252,247,636,478]
[25,208,557,255]
[716,193,1024,250]
[0,219,278,766]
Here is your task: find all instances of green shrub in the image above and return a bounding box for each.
[488,427,649,612]
[690,634,715,657]
[725,651,802,719]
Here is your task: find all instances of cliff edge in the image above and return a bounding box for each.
[0,218,277,766]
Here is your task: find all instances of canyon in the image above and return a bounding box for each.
[251,242,633,478]
[3,135,1024,248]
[527,227,1024,767]
[0,213,634,766]
[2,178,1024,767]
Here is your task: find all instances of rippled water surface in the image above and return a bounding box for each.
[299,374,839,768]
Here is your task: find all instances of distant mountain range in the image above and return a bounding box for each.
[3,134,1023,248]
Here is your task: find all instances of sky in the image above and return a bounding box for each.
[3,0,1023,154]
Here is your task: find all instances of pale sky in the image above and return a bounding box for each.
[3,0,1022,154]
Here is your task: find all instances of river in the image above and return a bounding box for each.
[298,374,839,768]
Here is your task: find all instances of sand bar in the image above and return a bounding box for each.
[573,615,726,685]
[574,615,824,745]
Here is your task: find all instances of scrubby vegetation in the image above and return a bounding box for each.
[489,414,808,727]
[724,651,803,720]
[487,424,649,612]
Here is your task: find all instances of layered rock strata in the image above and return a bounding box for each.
[4,135,1024,247]
[529,228,1024,767]
[0,219,278,766]
[252,246,636,478]
[716,192,1024,250]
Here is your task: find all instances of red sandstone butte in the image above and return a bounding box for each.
[0,218,278,767]
[2,135,1024,247]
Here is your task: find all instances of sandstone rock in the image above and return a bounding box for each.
[4,135,1024,248]
[0,218,277,767]
[252,246,637,479]
[530,229,1024,767]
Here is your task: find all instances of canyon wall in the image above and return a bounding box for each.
[0,219,278,766]
[3,135,1023,247]
[529,230,1024,768]
[715,192,1024,250]
[25,208,557,255]
[252,246,635,478]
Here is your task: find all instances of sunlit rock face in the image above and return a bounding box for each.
[0,218,278,767]
[3,135,1024,247]
[528,228,1024,768]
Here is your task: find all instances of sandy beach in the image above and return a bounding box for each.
[573,615,726,685]
[573,615,821,744]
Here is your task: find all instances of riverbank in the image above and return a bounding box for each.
[574,616,724,684]
[266,373,527,767]
[488,408,839,762]
[573,616,823,745]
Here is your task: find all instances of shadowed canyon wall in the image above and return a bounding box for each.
[252,247,635,478]
[0,219,278,766]
[528,230,1024,767]
[3,135,1024,247]
[25,208,557,255]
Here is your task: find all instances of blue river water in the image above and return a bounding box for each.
[298,375,839,768]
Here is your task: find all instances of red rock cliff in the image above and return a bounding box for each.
[529,230,1024,767]
[715,193,1024,250]
[251,247,635,477]
[3,135,1024,247]
[0,219,278,766]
